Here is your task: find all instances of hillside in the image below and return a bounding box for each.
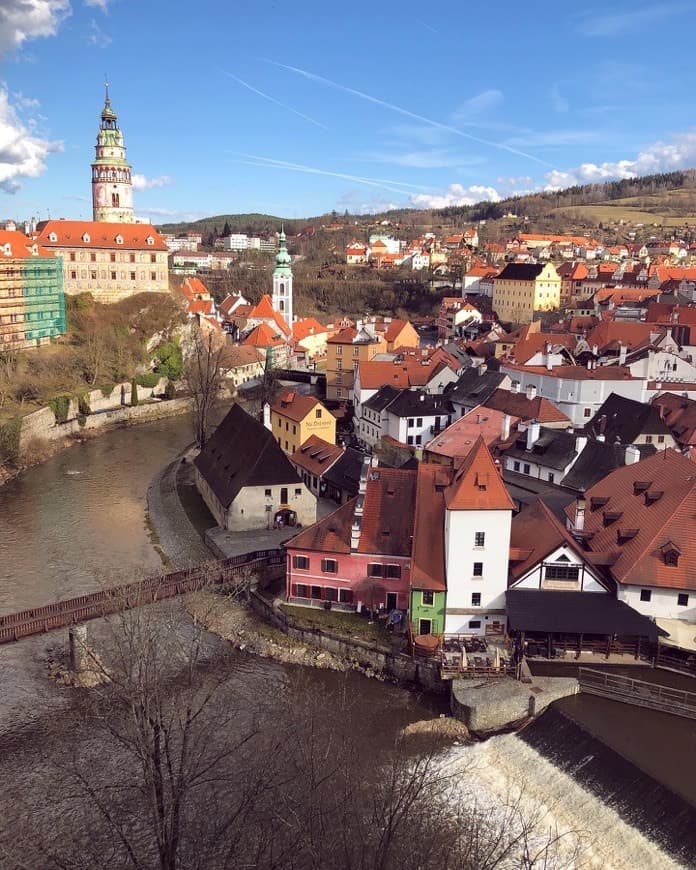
[159,169,696,242]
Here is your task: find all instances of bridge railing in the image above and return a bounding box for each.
[0,548,285,645]
[579,667,696,720]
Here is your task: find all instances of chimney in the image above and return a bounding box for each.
[526,420,540,449]
[511,380,520,394]
[624,444,641,465]
[618,343,627,366]
[478,363,487,376]
[526,384,537,400]
[574,492,586,532]
[263,402,272,431]
[501,413,511,441]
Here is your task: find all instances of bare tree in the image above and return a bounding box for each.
[182,325,228,447]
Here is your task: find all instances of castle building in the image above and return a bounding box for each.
[34,87,169,303]
[91,85,134,223]
[272,228,293,326]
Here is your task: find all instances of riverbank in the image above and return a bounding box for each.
[0,396,193,488]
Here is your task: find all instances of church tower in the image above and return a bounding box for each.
[272,227,293,326]
[91,84,135,223]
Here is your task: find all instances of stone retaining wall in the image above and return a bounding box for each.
[18,379,189,455]
[248,591,446,693]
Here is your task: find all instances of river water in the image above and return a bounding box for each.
[0,414,693,868]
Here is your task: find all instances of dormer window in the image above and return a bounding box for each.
[3,243,11,256]
[115,234,123,245]
[48,232,57,243]
[146,236,154,245]
[82,233,91,243]
[661,541,681,567]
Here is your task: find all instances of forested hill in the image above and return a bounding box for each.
[158,169,696,238]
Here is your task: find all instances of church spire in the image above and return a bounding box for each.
[272,226,293,326]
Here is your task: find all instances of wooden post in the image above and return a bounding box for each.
[576,633,583,660]
[547,633,552,659]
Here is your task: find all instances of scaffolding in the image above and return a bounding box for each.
[0,257,66,350]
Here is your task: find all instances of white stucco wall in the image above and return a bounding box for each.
[510,545,607,593]
[444,507,512,635]
[617,584,696,622]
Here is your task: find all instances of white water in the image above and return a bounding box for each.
[442,734,686,870]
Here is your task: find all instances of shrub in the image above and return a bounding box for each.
[130,378,139,407]
[48,395,72,423]
[77,414,87,428]
[77,393,91,416]
[0,418,22,463]
[164,379,177,400]
[100,383,115,398]
[136,372,161,388]
[154,339,183,380]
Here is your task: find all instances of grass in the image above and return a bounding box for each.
[280,602,402,651]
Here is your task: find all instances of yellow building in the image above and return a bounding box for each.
[492,262,561,325]
[326,325,387,400]
[35,220,169,303]
[271,390,336,455]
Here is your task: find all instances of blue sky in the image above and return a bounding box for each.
[2,0,696,224]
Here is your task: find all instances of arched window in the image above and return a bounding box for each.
[112,193,120,207]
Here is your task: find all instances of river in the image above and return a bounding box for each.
[0,414,692,868]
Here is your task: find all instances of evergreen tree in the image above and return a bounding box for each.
[130,377,138,407]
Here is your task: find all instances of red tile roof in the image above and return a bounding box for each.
[242,322,286,348]
[566,449,696,591]
[410,464,447,591]
[484,388,571,425]
[425,407,520,461]
[290,435,343,475]
[0,229,51,257]
[285,499,355,554]
[358,467,416,556]
[444,437,515,511]
[292,317,327,342]
[36,220,168,251]
[272,390,328,423]
[249,293,291,337]
[181,276,210,300]
[358,357,454,390]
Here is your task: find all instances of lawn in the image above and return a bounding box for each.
[279,602,404,651]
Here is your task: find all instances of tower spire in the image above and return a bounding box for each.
[92,81,134,223]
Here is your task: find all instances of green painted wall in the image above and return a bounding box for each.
[409,588,446,635]
[20,259,66,343]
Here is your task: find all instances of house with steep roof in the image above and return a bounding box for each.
[483,385,572,428]
[284,462,417,613]
[325,325,387,401]
[220,345,266,390]
[194,403,316,532]
[423,406,519,465]
[321,447,364,505]
[358,388,454,450]
[564,450,696,630]
[443,366,509,418]
[651,392,696,453]
[271,390,336,455]
[290,435,344,497]
[585,394,676,450]
[292,317,328,360]
[242,321,292,368]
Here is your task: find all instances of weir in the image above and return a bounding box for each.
[579,666,696,720]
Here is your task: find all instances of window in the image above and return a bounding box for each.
[292,424,296,435]
[385,564,401,579]
[415,435,422,445]
[339,588,353,604]
[150,253,157,263]
[281,487,288,503]
[513,461,520,472]
[294,583,308,598]
[336,345,342,355]
[110,271,116,280]
[321,559,338,573]
[316,409,322,418]
[548,473,555,484]
[90,252,96,262]
[110,253,116,262]
[151,272,157,281]
[657,435,665,444]
[678,593,689,607]
[367,563,384,578]
[336,359,342,370]
[544,564,579,581]
[130,271,136,281]
[416,417,423,427]
[469,620,481,629]
[294,487,302,496]
[265,488,272,497]
[640,589,652,602]
[129,254,135,263]
[645,435,653,444]
[523,463,531,475]
[325,587,337,602]
[311,586,322,600]
[69,252,76,261]
[422,590,434,606]
[407,436,414,445]
[583,408,592,418]
[293,555,309,570]
[474,532,485,547]
[473,562,483,577]
[408,418,414,428]
[471,593,481,606]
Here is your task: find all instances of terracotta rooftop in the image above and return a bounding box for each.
[425,407,519,461]
[501,363,638,382]
[0,229,52,258]
[292,317,327,342]
[290,435,343,476]
[36,220,167,251]
[565,449,696,591]
[484,388,571,425]
[410,464,447,591]
[284,499,354,554]
[272,390,328,423]
[444,437,515,511]
[242,322,286,348]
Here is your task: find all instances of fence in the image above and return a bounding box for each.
[579,667,696,720]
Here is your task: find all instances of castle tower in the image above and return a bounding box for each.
[272,227,293,325]
[91,83,135,223]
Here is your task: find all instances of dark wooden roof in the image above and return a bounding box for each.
[506,589,666,640]
[194,403,301,509]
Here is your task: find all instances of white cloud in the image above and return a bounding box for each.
[87,18,111,46]
[0,0,70,57]
[409,183,501,210]
[454,89,504,117]
[83,0,111,11]
[576,3,694,36]
[544,129,696,189]
[0,88,62,193]
[132,174,173,190]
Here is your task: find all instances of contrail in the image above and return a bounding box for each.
[233,153,429,196]
[265,60,550,166]
[221,70,327,129]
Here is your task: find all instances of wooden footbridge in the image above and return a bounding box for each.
[0,549,284,645]
[579,667,696,720]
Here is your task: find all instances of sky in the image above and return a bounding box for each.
[2,0,696,225]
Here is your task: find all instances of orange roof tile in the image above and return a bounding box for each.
[292,317,328,342]
[242,322,286,348]
[444,437,515,511]
[36,220,168,251]
[0,229,51,258]
[410,464,447,591]
[272,390,330,424]
[358,467,416,556]
[425,407,520,460]
[290,435,343,475]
